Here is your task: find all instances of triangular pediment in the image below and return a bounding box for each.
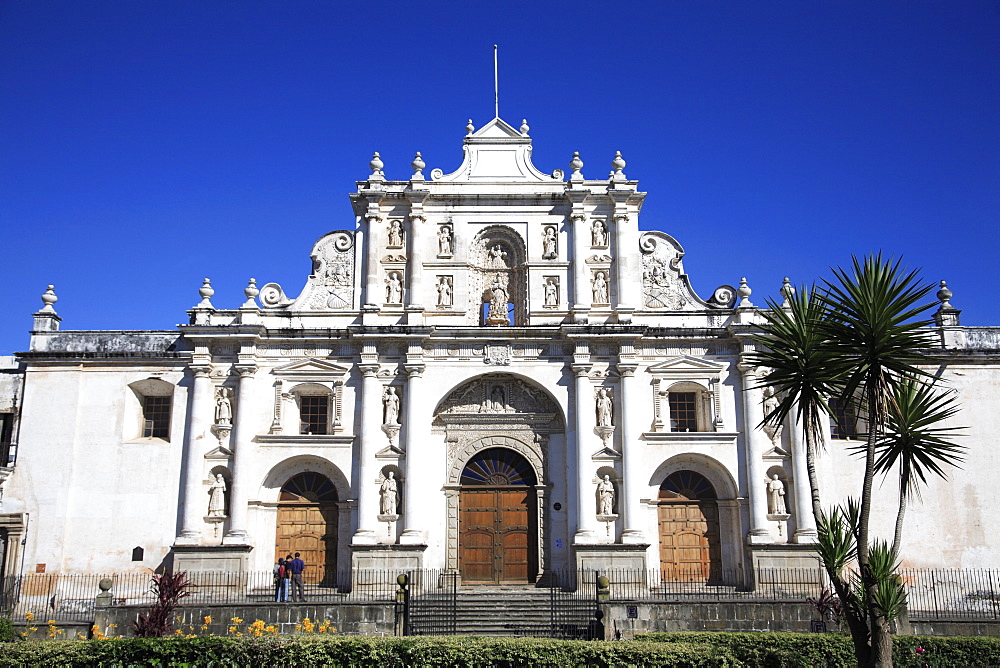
[272,357,350,378]
[472,117,523,139]
[647,355,727,376]
[431,117,560,183]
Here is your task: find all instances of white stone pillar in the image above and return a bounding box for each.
[738,365,771,542]
[612,212,639,320]
[617,362,645,543]
[398,363,426,545]
[572,363,599,543]
[405,214,426,315]
[224,365,256,544]
[353,364,382,545]
[570,214,591,320]
[177,365,212,543]
[363,213,382,308]
[790,408,818,543]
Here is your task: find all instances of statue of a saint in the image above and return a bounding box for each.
[386,272,403,303]
[214,387,233,425]
[542,227,557,259]
[380,471,398,515]
[767,474,786,515]
[488,244,508,268]
[592,219,607,247]
[438,226,452,255]
[544,278,558,306]
[487,278,509,322]
[437,276,453,307]
[762,387,779,421]
[592,272,609,304]
[383,387,400,425]
[208,473,227,517]
[596,387,613,427]
[388,220,404,247]
[597,475,615,515]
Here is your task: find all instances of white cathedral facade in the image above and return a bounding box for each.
[1,117,997,586]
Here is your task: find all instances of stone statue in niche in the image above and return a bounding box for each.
[542,226,558,259]
[383,387,400,425]
[488,244,508,269]
[597,475,615,515]
[486,277,509,323]
[481,384,508,413]
[380,471,398,515]
[544,278,559,306]
[437,276,453,307]
[386,272,403,303]
[592,219,607,247]
[767,474,787,515]
[438,225,453,256]
[596,387,614,427]
[208,474,227,517]
[214,387,233,425]
[387,220,404,248]
[592,271,609,304]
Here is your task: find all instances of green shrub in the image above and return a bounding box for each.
[0,636,739,667]
[0,619,15,643]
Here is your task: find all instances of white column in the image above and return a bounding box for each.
[398,363,426,545]
[617,363,645,543]
[571,214,591,320]
[572,364,599,543]
[790,408,818,543]
[612,212,639,320]
[405,214,425,310]
[224,364,256,544]
[353,364,382,545]
[176,365,212,543]
[363,213,382,308]
[738,365,771,542]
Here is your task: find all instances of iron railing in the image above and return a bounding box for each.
[0,567,997,624]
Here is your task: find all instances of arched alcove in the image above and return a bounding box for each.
[468,225,527,326]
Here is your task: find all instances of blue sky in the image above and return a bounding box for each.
[2,1,997,354]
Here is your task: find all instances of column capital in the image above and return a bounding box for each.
[613,213,629,224]
[616,362,638,377]
[407,213,426,224]
[404,364,425,378]
[571,363,593,378]
[190,365,213,379]
[736,361,760,378]
[360,363,380,378]
[570,213,587,223]
[235,364,258,379]
[364,212,382,223]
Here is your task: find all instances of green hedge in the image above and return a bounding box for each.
[0,636,737,667]
[640,631,1000,668]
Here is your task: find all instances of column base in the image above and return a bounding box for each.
[398,530,426,546]
[574,542,648,572]
[222,530,250,546]
[173,532,201,546]
[792,530,818,545]
[746,530,773,545]
[171,543,253,573]
[572,530,599,545]
[620,529,647,545]
[351,529,379,546]
[351,544,426,573]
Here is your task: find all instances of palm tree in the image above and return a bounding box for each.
[750,285,871,664]
[871,377,965,556]
[821,253,938,668]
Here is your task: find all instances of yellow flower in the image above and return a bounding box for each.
[24,612,34,623]
[231,616,243,624]
[203,615,212,625]
[228,626,237,635]
[265,625,277,635]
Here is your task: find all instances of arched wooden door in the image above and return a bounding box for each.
[459,448,537,584]
[658,470,723,582]
[275,472,338,583]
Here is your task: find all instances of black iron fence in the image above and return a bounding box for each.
[0,567,997,624]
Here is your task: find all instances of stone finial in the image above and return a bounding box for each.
[520,119,530,135]
[934,280,961,326]
[369,152,385,181]
[780,277,795,308]
[197,278,215,309]
[39,284,58,314]
[737,277,753,308]
[569,151,585,182]
[466,119,475,136]
[242,278,259,308]
[610,151,627,181]
[411,152,425,179]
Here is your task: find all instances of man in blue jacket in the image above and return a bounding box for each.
[289,552,306,602]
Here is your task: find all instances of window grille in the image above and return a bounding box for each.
[142,396,171,438]
[299,396,329,435]
[668,392,698,432]
[830,398,857,440]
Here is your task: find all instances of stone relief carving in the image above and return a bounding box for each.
[542,226,558,259]
[487,244,509,269]
[260,231,355,311]
[437,376,559,418]
[436,276,453,307]
[385,272,403,304]
[484,342,512,366]
[592,272,610,305]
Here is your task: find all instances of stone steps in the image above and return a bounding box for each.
[409,589,596,637]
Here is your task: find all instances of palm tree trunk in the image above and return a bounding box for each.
[891,474,907,558]
[861,390,892,668]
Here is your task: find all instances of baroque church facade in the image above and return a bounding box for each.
[1,117,997,586]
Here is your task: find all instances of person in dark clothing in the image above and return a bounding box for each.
[289,552,306,602]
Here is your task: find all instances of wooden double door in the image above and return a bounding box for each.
[274,472,338,582]
[657,470,723,582]
[460,487,535,583]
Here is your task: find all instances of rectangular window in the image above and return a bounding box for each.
[668,392,698,432]
[830,398,857,440]
[142,396,171,438]
[299,396,329,435]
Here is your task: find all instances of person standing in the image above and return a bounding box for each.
[289,552,306,602]
[273,558,288,602]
